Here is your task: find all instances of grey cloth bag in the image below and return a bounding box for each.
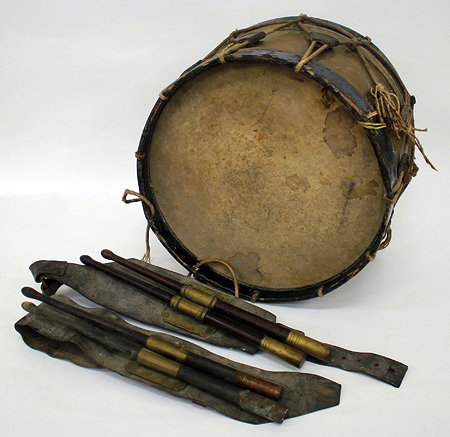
[29,259,279,353]
[15,297,341,424]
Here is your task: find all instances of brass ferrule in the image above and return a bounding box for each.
[286,330,331,361]
[136,348,181,378]
[170,295,209,321]
[126,361,186,391]
[145,337,188,363]
[180,285,218,309]
[260,336,306,367]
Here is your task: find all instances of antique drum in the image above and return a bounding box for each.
[134,15,429,302]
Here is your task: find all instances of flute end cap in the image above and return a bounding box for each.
[21,287,40,299]
[101,249,114,259]
[79,255,93,265]
[21,301,37,312]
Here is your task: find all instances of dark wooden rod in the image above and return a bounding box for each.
[100,251,304,348]
[100,248,193,291]
[79,256,264,345]
[174,365,287,423]
[21,287,283,400]
[80,255,305,367]
[94,251,409,387]
[21,286,148,344]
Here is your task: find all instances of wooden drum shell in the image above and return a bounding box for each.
[136,16,417,302]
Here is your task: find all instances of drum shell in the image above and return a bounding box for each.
[136,16,417,302]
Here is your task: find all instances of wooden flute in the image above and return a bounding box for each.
[80,255,306,367]
[98,250,408,388]
[21,287,288,423]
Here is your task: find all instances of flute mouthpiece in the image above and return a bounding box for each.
[79,255,93,265]
[101,249,114,260]
[21,287,42,300]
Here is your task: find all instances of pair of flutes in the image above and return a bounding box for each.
[81,250,408,388]
[80,252,306,366]
[22,286,288,423]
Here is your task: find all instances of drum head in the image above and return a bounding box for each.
[144,60,386,293]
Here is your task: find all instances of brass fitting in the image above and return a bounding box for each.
[136,348,181,378]
[170,295,209,321]
[180,285,218,308]
[286,330,331,361]
[145,337,188,363]
[260,336,306,367]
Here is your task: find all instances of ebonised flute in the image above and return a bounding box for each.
[100,250,408,387]
[21,287,288,422]
[80,255,305,368]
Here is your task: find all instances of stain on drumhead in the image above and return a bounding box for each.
[324,107,358,158]
[147,62,386,289]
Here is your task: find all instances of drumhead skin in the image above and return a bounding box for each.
[137,16,417,302]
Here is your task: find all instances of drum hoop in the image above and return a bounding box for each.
[212,15,409,102]
[136,50,393,302]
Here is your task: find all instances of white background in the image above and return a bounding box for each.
[1,1,449,436]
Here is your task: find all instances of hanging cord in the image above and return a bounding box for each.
[360,84,436,170]
[299,15,432,172]
[188,258,240,298]
[122,189,156,263]
[336,30,434,172]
